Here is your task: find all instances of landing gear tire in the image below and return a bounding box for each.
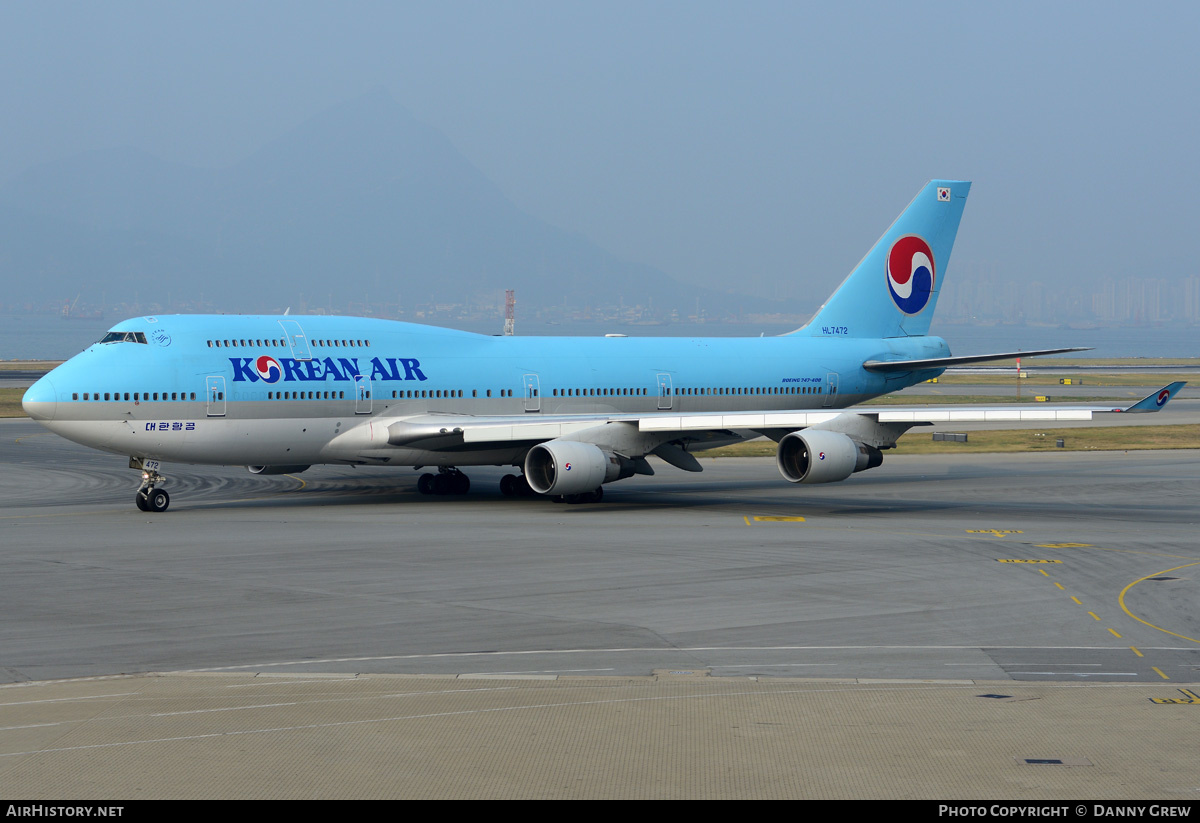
[432,475,468,494]
[564,487,604,504]
[420,470,470,496]
[500,474,534,497]
[147,488,170,513]
[133,463,169,512]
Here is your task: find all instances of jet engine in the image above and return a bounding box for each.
[247,465,311,475]
[524,440,635,495]
[775,430,882,484]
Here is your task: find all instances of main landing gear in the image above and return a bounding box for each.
[417,470,606,503]
[499,473,534,497]
[134,467,170,513]
[499,474,604,503]
[561,487,604,505]
[417,468,471,496]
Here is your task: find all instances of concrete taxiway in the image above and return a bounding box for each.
[1,418,1197,798]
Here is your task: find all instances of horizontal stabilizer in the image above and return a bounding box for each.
[863,347,1092,372]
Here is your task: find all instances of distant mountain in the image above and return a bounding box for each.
[0,91,796,318]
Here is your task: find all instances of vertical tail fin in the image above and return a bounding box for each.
[794,180,970,338]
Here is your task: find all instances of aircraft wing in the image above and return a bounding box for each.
[640,381,1186,435]
[359,381,1186,452]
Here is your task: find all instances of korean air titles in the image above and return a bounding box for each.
[229,355,429,384]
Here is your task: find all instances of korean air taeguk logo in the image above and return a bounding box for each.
[886,235,935,314]
[255,355,283,383]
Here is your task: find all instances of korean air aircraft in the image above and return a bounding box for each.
[21,180,1185,512]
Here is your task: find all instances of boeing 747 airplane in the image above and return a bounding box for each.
[21,180,1185,511]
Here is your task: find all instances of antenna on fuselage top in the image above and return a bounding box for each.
[284,307,291,315]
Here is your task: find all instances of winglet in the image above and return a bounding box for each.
[1122,382,1187,413]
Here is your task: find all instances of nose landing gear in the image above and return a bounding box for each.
[133,461,170,512]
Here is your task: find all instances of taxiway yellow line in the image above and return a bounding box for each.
[1118,563,1200,646]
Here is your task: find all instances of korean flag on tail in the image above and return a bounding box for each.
[937,186,951,202]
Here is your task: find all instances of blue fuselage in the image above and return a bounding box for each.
[23,314,949,465]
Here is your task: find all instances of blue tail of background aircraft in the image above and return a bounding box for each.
[795,179,970,339]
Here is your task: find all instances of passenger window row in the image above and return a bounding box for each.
[312,339,370,348]
[68,385,828,403]
[672,386,824,395]
[72,392,197,401]
[390,390,466,399]
[553,388,648,397]
[268,391,347,400]
[544,386,823,397]
[207,338,371,348]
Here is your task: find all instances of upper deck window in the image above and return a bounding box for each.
[99,331,147,344]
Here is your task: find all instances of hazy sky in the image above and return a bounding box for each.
[2,1,1197,303]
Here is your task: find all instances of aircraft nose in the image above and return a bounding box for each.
[22,375,57,421]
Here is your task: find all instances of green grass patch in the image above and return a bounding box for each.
[888,425,1200,454]
[0,361,62,371]
[0,388,25,417]
[977,357,1200,367]
[932,373,1199,388]
[862,393,1134,405]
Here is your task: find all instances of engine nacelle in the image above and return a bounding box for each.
[248,465,311,475]
[775,430,882,484]
[524,440,634,495]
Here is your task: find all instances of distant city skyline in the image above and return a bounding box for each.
[939,270,1200,327]
[8,271,1199,331]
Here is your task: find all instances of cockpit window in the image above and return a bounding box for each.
[100,331,148,344]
